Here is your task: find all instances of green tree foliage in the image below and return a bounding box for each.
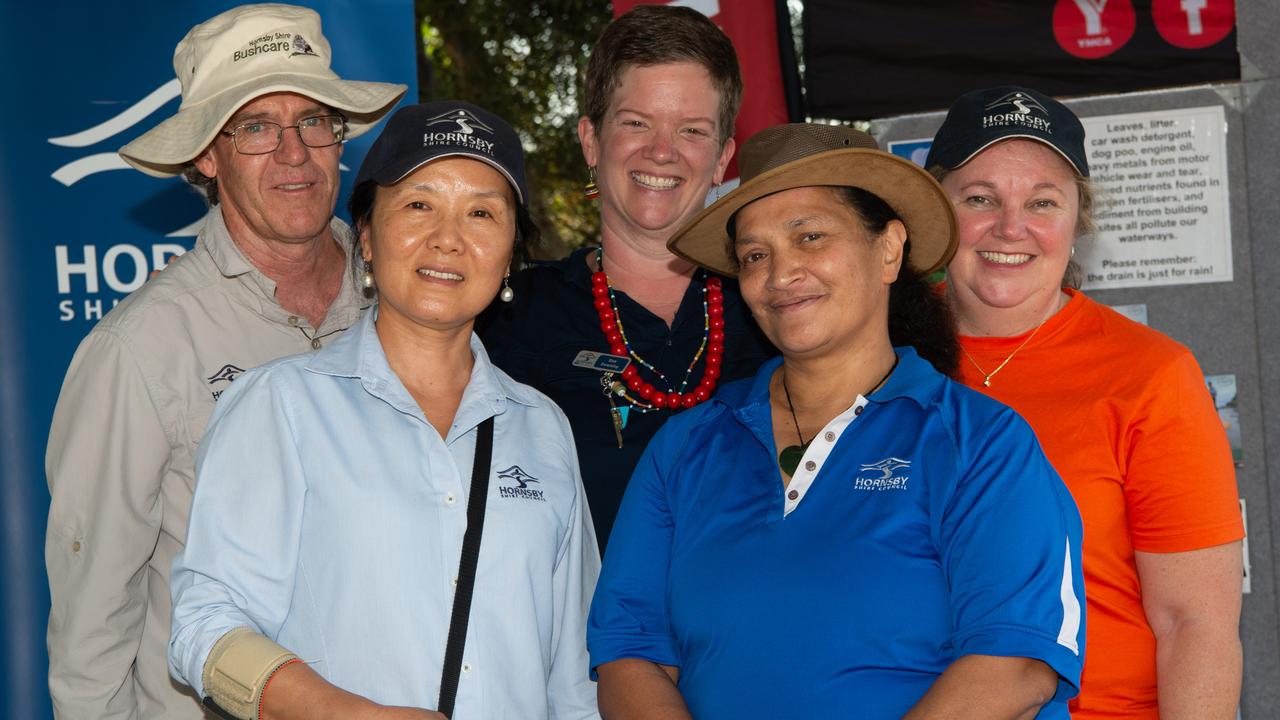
[416,0,612,260]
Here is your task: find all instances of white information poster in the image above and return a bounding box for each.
[1080,105,1232,290]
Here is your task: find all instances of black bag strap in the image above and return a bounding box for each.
[437,416,495,719]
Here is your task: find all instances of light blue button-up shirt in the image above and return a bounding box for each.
[169,308,600,718]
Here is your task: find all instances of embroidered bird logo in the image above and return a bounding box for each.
[859,457,912,479]
[424,109,496,136]
[206,364,246,384]
[985,91,1047,117]
[290,35,317,57]
[497,465,540,489]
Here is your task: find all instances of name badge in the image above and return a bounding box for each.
[572,350,630,374]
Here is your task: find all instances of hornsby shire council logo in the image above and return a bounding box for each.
[207,364,246,400]
[422,108,498,155]
[497,465,545,501]
[981,91,1052,133]
[854,457,911,491]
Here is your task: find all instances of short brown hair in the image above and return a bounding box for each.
[583,4,743,145]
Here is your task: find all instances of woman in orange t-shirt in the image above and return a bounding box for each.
[926,86,1244,719]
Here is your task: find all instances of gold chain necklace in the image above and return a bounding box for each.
[960,322,1044,387]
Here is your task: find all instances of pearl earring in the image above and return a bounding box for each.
[499,275,514,303]
[361,261,374,290]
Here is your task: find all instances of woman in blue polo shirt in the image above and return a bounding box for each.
[588,124,1086,719]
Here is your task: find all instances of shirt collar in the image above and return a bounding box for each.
[715,345,944,417]
[867,346,946,408]
[305,307,539,422]
[202,205,359,282]
[199,207,372,325]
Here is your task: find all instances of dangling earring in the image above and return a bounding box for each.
[584,167,600,200]
[499,274,514,303]
[1070,245,1077,258]
[361,260,375,290]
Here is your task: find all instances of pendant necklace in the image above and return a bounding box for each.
[960,321,1044,387]
[778,358,898,476]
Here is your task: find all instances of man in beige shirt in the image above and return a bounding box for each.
[44,5,405,718]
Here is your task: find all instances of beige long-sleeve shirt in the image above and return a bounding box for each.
[45,208,370,719]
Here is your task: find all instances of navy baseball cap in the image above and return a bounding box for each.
[925,86,1089,177]
[354,100,529,204]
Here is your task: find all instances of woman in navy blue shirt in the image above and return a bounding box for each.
[588,124,1086,719]
[481,6,774,549]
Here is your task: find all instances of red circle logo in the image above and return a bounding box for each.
[1053,0,1137,59]
[1152,0,1235,49]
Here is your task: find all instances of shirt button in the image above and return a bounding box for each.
[462,662,473,674]
[854,405,863,416]
[71,541,81,553]
[787,489,799,500]
[804,460,816,471]
[445,494,456,505]
[311,338,321,350]
[824,431,835,442]
[451,576,458,587]
[288,315,299,326]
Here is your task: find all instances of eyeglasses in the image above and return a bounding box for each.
[218,114,347,155]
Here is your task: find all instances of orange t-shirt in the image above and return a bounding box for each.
[956,289,1243,719]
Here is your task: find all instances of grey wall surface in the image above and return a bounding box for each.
[866,2,1277,715]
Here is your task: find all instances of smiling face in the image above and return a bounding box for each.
[941,139,1080,328]
[360,157,516,335]
[579,62,735,247]
[194,91,342,246]
[734,186,905,360]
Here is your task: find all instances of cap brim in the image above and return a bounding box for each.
[371,151,526,205]
[118,72,407,178]
[950,133,1086,177]
[668,148,958,276]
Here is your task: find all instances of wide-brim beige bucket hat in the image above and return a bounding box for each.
[669,124,957,276]
[119,3,408,178]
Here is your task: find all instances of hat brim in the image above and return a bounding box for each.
[118,72,407,178]
[668,148,958,276]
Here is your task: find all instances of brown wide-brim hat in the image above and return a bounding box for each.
[668,124,957,276]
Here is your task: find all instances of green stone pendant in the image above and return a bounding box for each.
[778,442,809,477]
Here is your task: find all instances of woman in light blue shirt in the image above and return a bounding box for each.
[168,102,600,720]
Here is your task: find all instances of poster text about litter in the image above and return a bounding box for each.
[1081,106,1232,290]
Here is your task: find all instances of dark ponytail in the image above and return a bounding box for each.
[834,187,959,378]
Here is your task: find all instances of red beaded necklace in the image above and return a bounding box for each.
[591,248,726,412]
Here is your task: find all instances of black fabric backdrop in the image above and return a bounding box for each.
[803,0,1240,119]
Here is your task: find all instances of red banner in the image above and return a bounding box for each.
[612,0,793,178]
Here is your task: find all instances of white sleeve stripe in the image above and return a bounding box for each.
[1056,537,1082,655]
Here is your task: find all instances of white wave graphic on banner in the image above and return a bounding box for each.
[51,153,132,187]
[48,79,181,148]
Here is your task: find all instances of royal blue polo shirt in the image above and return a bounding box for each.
[480,247,775,549]
[588,347,1085,719]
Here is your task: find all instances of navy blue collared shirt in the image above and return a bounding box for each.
[480,247,775,548]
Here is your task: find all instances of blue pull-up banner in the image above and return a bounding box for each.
[0,2,416,716]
